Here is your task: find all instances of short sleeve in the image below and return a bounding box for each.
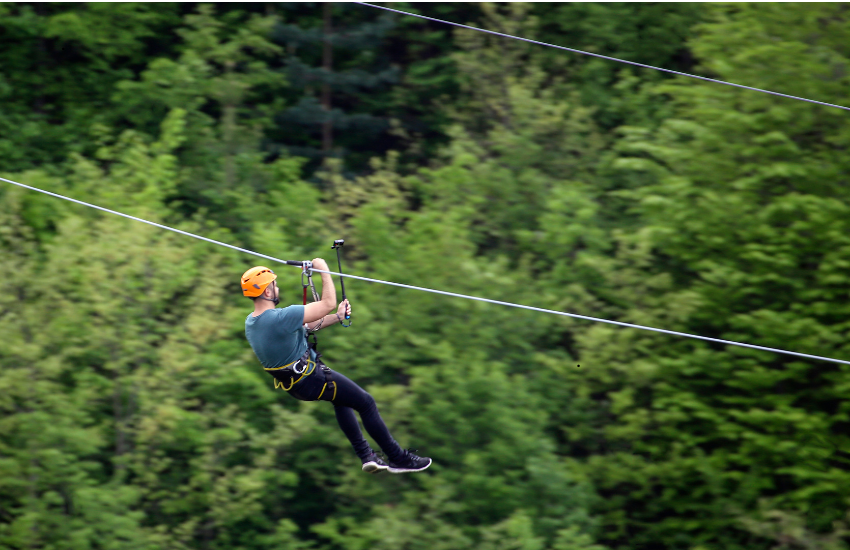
[275,305,305,333]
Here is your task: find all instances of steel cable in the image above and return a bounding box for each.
[354,2,850,113]
[2,175,848,366]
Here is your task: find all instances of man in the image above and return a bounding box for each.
[241,260,431,474]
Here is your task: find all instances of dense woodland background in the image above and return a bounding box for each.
[1,3,850,549]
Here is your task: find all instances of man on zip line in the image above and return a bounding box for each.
[241,259,431,474]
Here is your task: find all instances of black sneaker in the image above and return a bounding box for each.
[361,451,389,474]
[387,449,432,474]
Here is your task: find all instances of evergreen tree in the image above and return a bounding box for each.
[271,3,398,170]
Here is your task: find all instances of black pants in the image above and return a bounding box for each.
[287,366,404,463]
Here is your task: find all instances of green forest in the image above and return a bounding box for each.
[1,2,849,549]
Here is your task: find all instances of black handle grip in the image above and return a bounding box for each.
[284,260,304,266]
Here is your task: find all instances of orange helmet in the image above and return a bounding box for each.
[241,266,277,297]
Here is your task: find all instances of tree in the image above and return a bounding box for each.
[530,2,705,130]
[0,2,181,172]
[563,3,850,547]
[271,3,398,169]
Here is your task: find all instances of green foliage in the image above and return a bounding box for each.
[0,2,181,171]
[271,3,398,165]
[567,3,850,548]
[530,2,705,129]
[739,503,850,550]
[3,3,850,550]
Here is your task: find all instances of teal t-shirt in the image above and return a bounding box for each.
[245,305,307,369]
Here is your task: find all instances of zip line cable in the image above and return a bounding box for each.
[2,175,849,366]
[304,270,850,366]
[354,2,850,113]
[0,176,290,266]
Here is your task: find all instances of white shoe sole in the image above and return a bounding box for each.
[362,461,389,474]
[387,458,432,474]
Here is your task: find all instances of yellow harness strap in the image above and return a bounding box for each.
[264,359,298,371]
[274,377,293,391]
[317,379,337,401]
[265,358,316,392]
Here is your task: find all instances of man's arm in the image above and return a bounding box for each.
[305,300,350,331]
[303,258,337,324]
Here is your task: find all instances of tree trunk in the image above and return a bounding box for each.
[322,2,333,153]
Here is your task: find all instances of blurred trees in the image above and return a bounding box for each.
[569,3,850,548]
[0,2,182,171]
[2,3,850,550]
[272,3,398,166]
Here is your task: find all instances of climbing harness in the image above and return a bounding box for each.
[262,256,340,400]
[299,243,350,399]
[317,365,338,402]
[264,350,317,391]
[264,344,337,400]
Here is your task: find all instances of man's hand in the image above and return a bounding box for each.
[311,258,329,272]
[337,299,351,319]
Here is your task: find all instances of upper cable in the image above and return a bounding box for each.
[354,2,850,113]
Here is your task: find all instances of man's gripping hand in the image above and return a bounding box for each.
[337,299,351,319]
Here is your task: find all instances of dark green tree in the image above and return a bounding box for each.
[530,2,706,129]
[270,3,399,170]
[0,2,181,171]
